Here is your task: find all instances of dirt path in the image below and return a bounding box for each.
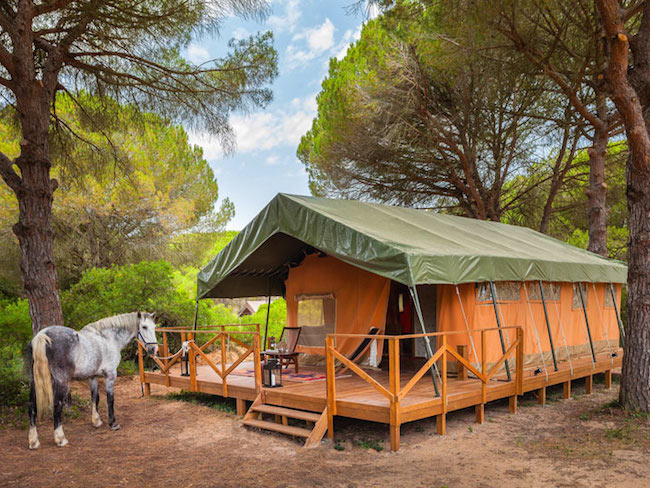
[1,377,648,487]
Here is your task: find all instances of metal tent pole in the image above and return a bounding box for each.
[577,282,597,364]
[192,299,199,331]
[409,286,440,397]
[488,281,511,381]
[609,283,625,347]
[538,281,559,371]
[262,279,271,350]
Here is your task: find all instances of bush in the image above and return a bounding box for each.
[0,298,31,345]
[61,260,244,361]
[0,341,29,408]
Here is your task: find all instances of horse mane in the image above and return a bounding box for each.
[82,312,139,335]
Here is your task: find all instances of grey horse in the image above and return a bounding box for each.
[27,311,158,449]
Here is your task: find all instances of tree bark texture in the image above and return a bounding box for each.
[596,0,650,412]
[587,121,609,257]
[12,87,64,334]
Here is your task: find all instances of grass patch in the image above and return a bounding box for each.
[165,391,236,414]
[117,359,137,377]
[354,438,384,452]
[334,441,345,451]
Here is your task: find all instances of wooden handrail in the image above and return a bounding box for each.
[325,326,525,451]
[137,327,262,396]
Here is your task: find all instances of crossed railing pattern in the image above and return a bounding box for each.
[325,326,524,449]
[137,324,263,396]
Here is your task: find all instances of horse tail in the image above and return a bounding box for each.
[31,331,53,421]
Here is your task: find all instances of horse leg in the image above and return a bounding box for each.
[106,372,120,430]
[53,383,69,447]
[90,378,102,428]
[28,380,40,450]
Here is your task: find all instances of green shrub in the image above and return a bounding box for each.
[0,342,29,408]
[0,298,31,345]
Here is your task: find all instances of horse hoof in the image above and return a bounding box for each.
[110,423,120,431]
[28,440,40,450]
[55,438,69,447]
[93,420,103,428]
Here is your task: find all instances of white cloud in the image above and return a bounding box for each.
[265,155,280,165]
[232,27,250,40]
[287,18,336,66]
[187,43,210,64]
[267,0,302,33]
[189,94,318,159]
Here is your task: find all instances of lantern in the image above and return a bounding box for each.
[263,358,282,388]
[180,350,190,377]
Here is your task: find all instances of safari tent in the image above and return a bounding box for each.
[140,193,626,451]
[197,193,626,370]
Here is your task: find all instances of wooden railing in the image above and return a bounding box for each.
[137,324,262,397]
[325,326,524,451]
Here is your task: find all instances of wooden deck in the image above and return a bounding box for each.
[142,349,621,425]
[139,326,621,451]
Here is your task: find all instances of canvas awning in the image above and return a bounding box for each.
[197,193,628,299]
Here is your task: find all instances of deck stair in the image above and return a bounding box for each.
[242,394,328,448]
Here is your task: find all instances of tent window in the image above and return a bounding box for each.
[604,288,616,308]
[528,282,560,302]
[296,294,336,348]
[476,282,521,303]
[572,283,588,309]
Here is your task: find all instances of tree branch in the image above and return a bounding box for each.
[0,151,23,192]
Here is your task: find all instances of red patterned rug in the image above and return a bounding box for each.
[230,368,348,382]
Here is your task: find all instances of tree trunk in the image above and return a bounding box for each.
[620,155,650,411]
[586,123,609,256]
[12,89,63,334]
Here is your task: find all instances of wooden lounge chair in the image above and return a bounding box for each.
[335,326,380,375]
[263,326,302,374]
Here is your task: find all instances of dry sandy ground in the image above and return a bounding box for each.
[0,376,648,488]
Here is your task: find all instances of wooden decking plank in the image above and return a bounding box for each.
[242,419,312,438]
[253,404,322,422]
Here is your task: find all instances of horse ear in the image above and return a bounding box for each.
[151,312,156,321]
[137,311,142,320]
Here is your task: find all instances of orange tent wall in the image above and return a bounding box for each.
[285,254,391,356]
[437,282,622,367]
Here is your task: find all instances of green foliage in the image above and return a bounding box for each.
[0,93,236,286]
[0,299,31,345]
[0,342,28,408]
[164,391,236,414]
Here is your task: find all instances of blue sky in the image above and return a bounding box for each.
[185,1,375,230]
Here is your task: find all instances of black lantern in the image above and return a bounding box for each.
[263,358,282,387]
[180,350,190,377]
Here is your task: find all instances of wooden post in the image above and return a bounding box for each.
[516,328,524,396]
[538,387,546,405]
[437,335,447,436]
[325,335,336,439]
[162,331,169,368]
[221,332,228,397]
[563,380,571,399]
[236,398,247,417]
[457,345,468,381]
[475,404,484,424]
[585,375,593,394]
[509,395,518,414]
[137,341,150,397]
[189,332,197,392]
[476,333,485,424]
[253,334,262,397]
[604,370,612,389]
[389,338,401,451]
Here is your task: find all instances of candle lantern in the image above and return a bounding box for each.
[263,358,282,388]
[180,350,190,377]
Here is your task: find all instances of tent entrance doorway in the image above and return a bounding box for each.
[382,282,437,370]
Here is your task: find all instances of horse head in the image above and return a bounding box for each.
[137,311,159,356]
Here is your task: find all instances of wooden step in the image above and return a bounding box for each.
[242,419,312,438]
[252,404,321,422]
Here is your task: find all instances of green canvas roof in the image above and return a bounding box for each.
[197,193,628,298]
